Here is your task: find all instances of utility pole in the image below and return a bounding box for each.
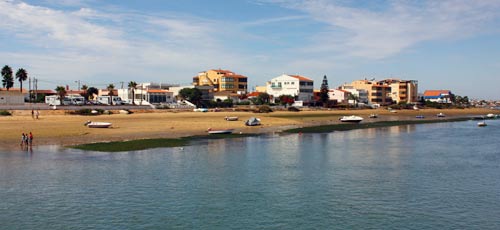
[34,78,38,103]
[28,77,32,103]
[120,81,124,89]
[75,80,80,90]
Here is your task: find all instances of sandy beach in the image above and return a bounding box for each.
[0,107,495,150]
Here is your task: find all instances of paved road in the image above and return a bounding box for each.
[0,103,154,110]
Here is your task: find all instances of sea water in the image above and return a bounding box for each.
[1,119,499,229]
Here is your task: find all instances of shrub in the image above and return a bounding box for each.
[0,110,12,116]
[70,108,104,115]
[255,105,273,113]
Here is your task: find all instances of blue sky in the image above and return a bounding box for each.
[1,0,500,99]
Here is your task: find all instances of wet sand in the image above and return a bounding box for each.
[0,108,494,150]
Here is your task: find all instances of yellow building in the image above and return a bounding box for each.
[343,80,393,105]
[380,79,418,104]
[193,69,248,94]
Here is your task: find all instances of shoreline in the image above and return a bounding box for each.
[0,107,496,151]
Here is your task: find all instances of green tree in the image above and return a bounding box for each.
[319,75,329,107]
[1,65,14,90]
[128,81,138,105]
[55,86,67,105]
[255,92,270,105]
[179,88,202,107]
[15,68,28,92]
[87,87,98,101]
[107,84,115,105]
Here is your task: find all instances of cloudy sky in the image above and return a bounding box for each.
[1,0,499,99]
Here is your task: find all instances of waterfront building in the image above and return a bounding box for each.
[0,88,26,104]
[379,79,419,104]
[328,89,350,104]
[266,74,314,104]
[342,80,392,106]
[423,90,453,103]
[193,69,248,95]
[340,86,369,104]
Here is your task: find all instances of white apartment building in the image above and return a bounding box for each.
[266,74,314,104]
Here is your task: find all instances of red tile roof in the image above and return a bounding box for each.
[424,90,451,96]
[289,75,313,82]
[247,92,261,97]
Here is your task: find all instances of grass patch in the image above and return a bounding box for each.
[0,110,12,116]
[71,133,259,152]
[284,117,471,133]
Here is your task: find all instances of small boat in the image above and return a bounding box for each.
[415,115,425,119]
[413,105,420,110]
[207,128,234,134]
[477,121,487,127]
[486,113,495,119]
[224,116,239,121]
[193,108,208,112]
[84,121,112,128]
[437,113,446,117]
[369,114,378,118]
[245,117,261,126]
[339,115,363,123]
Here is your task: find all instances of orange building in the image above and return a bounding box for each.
[193,69,248,94]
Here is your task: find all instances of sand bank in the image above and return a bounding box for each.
[0,108,494,150]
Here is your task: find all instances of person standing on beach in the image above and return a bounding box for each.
[21,133,25,146]
[35,110,39,119]
[29,132,33,146]
[31,109,34,119]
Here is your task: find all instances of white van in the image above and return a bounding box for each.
[97,96,123,105]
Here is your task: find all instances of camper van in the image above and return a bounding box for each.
[97,96,123,105]
[45,95,76,105]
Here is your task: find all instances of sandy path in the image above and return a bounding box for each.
[0,108,494,150]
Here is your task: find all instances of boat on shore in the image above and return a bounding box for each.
[245,117,261,126]
[339,115,363,123]
[84,121,112,128]
[415,115,425,119]
[207,128,234,134]
[369,114,378,118]
[437,113,446,117]
[224,116,239,121]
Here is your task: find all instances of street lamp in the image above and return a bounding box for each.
[75,80,80,90]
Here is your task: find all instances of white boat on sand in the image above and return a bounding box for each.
[437,113,446,117]
[207,128,234,134]
[225,116,239,121]
[245,117,261,126]
[84,121,112,128]
[339,115,363,123]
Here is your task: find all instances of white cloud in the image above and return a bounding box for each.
[275,0,500,59]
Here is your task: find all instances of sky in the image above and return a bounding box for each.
[1,0,500,99]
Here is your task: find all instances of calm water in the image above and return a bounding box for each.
[1,120,500,229]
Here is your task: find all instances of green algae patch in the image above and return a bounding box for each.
[284,118,471,133]
[70,133,259,152]
[71,138,190,152]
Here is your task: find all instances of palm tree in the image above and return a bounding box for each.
[107,84,115,105]
[81,84,89,102]
[15,68,28,92]
[55,86,67,105]
[1,65,14,90]
[348,93,359,108]
[128,81,137,105]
